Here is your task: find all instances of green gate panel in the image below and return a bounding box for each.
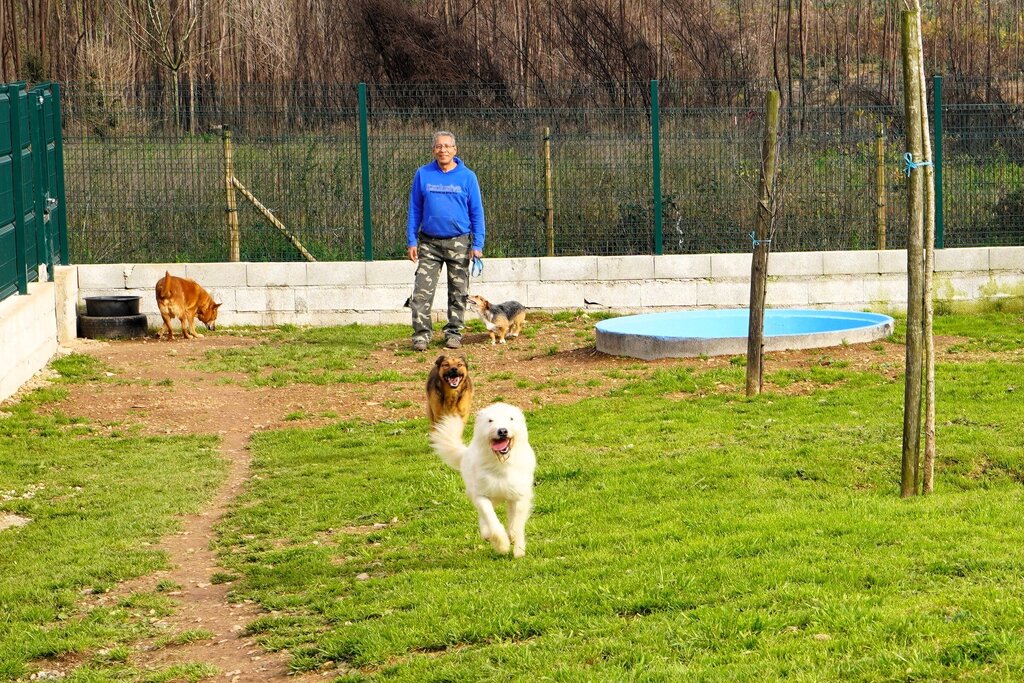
[0,87,16,300]
[11,87,37,286]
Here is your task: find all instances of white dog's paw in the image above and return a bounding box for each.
[498,338,507,344]
[509,532,526,557]
[490,530,511,554]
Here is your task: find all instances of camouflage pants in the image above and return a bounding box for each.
[410,234,471,343]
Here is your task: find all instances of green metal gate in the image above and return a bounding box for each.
[0,81,67,302]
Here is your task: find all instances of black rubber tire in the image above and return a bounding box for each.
[78,314,150,339]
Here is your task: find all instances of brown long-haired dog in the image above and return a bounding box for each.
[426,353,474,425]
[155,271,221,340]
[468,294,527,345]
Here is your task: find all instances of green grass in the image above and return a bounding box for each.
[152,629,215,648]
[199,323,413,387]
[201,313,1024,680]
[3,311,1023,681]
[0,391,225,680]
[48,353,112,383]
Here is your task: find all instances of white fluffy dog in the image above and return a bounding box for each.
[430,402,536,557]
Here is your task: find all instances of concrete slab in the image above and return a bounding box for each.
[477,258,541,283]
[126,263,186,289]
[654,254,712,279]
[640,280,698,308]
[824,250,879,275]
[307,261,367,286]
[540,256,598,281]
[710,253,751,279]
[878,250,908,274]
[768,251,824,276]
[935,247,989,272]
[598,255,655,280]
[246,262,308,287]
[990,246,1024,270]
[77,264,131,289]
[366,260,413,286]
[185,262,249,287]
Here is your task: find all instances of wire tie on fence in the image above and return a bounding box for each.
[750,231,771,248]
[902,152,933,177]
[471,256,484,277]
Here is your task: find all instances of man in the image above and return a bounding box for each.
[406,131,486,351]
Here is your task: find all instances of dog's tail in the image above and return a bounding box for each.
[430,415,467,470]
[156,271,173,300]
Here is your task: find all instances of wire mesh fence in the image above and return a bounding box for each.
[61,79,1024,264]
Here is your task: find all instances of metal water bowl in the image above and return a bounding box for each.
[84,295,142,317]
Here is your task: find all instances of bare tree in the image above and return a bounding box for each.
[548,0,657,106]
[118,0,204,130]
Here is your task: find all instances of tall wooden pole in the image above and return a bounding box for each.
[746,90,781,397]
[544,127,555,257]
[223,125,240,262]
[916,11,938,495]
[900,10,925,498]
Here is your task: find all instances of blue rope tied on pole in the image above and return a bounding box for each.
[903,152,933,177]
[471,256,484,277]
[750,231,771,248]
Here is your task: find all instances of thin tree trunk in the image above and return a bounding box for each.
[911,2,937,495]
[746,90,781,398]
[0,0,6,81]
[900,10,925,498]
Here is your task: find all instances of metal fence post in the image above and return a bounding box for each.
[933,74,944,249]
[875,122,887,250]
[30,88,48,275]
[51,82,69,266]
[9,83,29,295]
[651,79,663,255]
[358,83,373,261]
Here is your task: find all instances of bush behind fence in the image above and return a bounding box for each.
[63,80,1024,264]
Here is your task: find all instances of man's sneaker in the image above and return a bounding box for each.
[412,339,428,352]
[445,336,462,349]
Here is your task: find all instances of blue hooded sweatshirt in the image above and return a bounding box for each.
[406,157,486,251]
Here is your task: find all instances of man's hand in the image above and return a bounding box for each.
[408,246,418,262]
[472,249,483,259]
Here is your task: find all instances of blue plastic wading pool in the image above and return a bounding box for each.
[595,308,895,360]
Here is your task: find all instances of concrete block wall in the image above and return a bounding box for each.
[0,281,59,403]
[70,247,1024,332]
[1,246,1021,403]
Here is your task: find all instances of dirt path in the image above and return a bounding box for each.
[53,337,328,681]
[34,325,916,679]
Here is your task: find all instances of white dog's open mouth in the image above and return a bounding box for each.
[447,375,463,388]
[491,437,512,461]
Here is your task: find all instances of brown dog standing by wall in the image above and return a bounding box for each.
[155,271,221,340]
[468,294,527,345]
[426,353,473,425]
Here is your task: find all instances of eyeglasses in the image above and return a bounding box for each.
[433,144,456,150]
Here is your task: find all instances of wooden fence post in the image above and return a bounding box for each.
[544,127,555,257]
[223,125,240,262]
